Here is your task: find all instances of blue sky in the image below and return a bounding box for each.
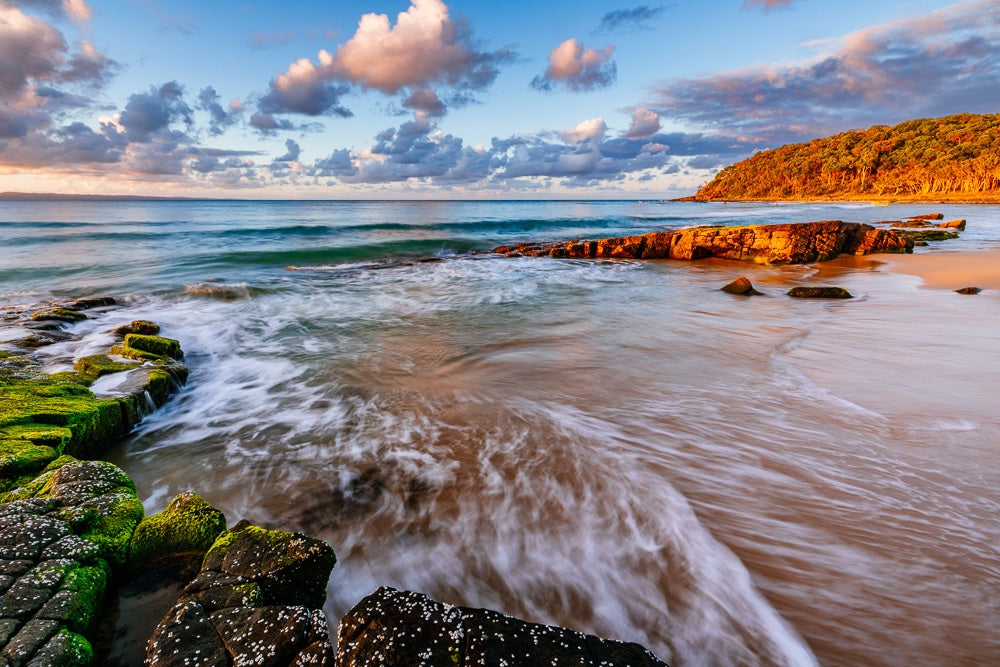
[0,0,997,197]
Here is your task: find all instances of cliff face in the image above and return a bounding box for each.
[494,220,914,264]
[695,113,1000,201]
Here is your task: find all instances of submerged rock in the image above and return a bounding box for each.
[787,286,854,299]
[146,520,337,667]
[900,229,960,243]
[336,586,668,667]
[721,276,763,295]
[954,287,982,294]
[494,220,915,265]
[937,219,967,230]
[29,308,87,323]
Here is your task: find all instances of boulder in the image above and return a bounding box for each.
[907,212,944,220]
[954,287,982,295]
[127,492,227,572]
[787,286,853,299]
[721,276,763,295]
[336,586,668,667]
[29,309,87,323]
[146,520,337,667]
[112,320,160,336]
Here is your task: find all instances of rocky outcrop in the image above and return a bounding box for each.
[954,287,982,294]
[494,220,914,264]
[0,459,143,665]
[337,586,668,667]
[146,520,337,666]
[937,219,966,230]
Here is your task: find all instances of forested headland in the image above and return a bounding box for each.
[696,113,1000,202]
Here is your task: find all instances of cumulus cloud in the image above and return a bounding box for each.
[119,81,192,143]
[596,6,665,32]
[561,117,608,143]
[256,0,513,123]
[0,4,116,139]
[648,0,1000,144]
[625,107,660,138]
[531,39,617,92]
[275,138,300,162]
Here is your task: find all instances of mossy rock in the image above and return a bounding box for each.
[113,320,159,336]
[108,344,161,362]
[0,439,58,479]
[30,308,87,323]
[128,492,227,571]
[123,334,182,360]
[203,520,336,609]
[73,355,140,379]
[787,286,853,299]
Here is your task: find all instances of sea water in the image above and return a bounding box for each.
[1,200,998,666]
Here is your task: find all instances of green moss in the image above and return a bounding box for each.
[54,562,111,634]
[108,343,161,362]
[0,438,58,478]
[73,355,140,378]
[113,320,159,336]
[123,334,183,360]
[33,628,94,666]
[128,492,227,570]
[30,308,87,323]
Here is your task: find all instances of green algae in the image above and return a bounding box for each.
[128,492,227,569]
[123,334,182,360]
[30,308,87,323]
[112,320,159,336]
[73,355,139,379]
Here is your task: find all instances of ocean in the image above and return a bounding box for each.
[2,199,998,665]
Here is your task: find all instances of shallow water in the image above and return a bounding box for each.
[2,200,999,665]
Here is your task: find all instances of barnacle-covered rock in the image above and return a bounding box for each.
[146,520,337,667]
[336,586,669,667]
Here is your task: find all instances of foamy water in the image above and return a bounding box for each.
[2,200,999,665]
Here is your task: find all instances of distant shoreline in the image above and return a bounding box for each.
[689,193,1000,205]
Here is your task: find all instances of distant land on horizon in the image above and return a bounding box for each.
[695,113,1000,204]
[0,192,206,202]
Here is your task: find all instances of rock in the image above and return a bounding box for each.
[112,320,160,336]
[907,212,944,220]
[898,229,959,243]
[954,287,982,294]
[495,220,914,265]
[937,219,966,230]
[67,297,116,311]
[119,334,183,361]
[721,276,763,295]
[146,520,337,667]
[336,586,668,667]
[0,458,142,665]
[127,492,227,572]
[73,355,140,379]
[891,219,930,227]
[29,309,87,323]
[787,286,853,299]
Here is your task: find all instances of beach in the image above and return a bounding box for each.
[2,200,998,666]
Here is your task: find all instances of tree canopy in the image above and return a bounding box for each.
[696,114,1000,201]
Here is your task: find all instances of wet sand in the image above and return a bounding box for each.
[882,249,1000,291]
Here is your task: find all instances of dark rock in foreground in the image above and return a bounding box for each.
[721,276,763,295]
[337,586,668,667]
[787,286,853,299]
[955,287,982,294]
[146,520,337,667]
[494,220,914,265]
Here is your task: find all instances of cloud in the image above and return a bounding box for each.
[647,0,1000,144]
[561,117,608,143]
[198,86,241,135]
[119,81,192,143]
[596,6,665,32]
[625,107,660,138]
[0,5,116,139]
[1,0,92,23]
[275,138,300,162]
[743,0,793,9]
[531,38,617,92]
[249,30,295,50]
[256,0,513,123]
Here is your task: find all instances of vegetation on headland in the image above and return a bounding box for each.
[696,113,1000,203]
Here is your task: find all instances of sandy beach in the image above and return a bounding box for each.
[881,249,1000,291]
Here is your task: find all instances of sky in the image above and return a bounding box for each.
[0,0,997,198]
